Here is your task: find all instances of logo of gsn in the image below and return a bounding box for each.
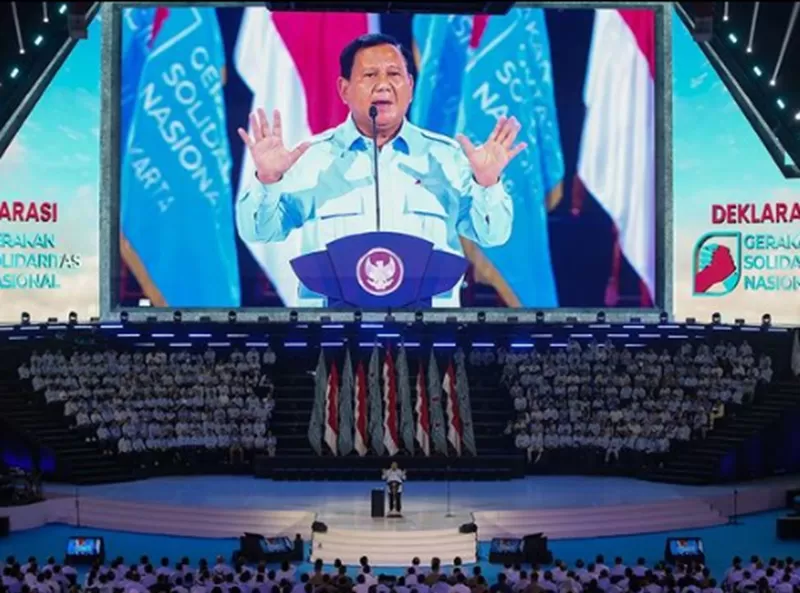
[692,231,742,297]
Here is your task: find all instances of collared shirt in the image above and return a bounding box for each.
[236,116,513,308]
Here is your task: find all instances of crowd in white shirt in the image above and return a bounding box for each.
[486,340,772,466]
[2,552,799,593]
[18,347,279,464]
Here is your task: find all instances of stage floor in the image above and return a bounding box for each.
[43,475,799,512]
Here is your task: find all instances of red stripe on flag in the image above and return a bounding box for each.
[469,15,489,49]
[272,12,369,134]
[617,9,655,79]
[148,8,170,49]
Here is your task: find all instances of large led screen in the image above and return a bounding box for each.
[671,11,800,325]
[115,6,659,310]
[0,15,102,323]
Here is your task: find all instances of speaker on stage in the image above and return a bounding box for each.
[371,488,385,518]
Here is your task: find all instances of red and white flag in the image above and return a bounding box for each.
[233,8,378,305]
[324,361,339,455]
[414,363,431,457]
[443,361,461,456]
[354,360,369,456]
[576,9,656,302]
[383,346,399,456]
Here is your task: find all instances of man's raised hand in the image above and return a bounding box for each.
[237,108,310,184]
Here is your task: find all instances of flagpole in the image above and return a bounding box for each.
[445,464,453,518]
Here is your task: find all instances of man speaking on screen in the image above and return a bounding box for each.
[235,33,527,308]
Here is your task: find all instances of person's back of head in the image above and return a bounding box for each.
[229,587,241,593]
[360,557,369,568]
[280,562,290,573]
[161,558,170,568]
[363,567,371,576]
[175,577,183,587]
[304,585,312,593]
[497,574,507,584]
[417,575,425,585]
[210,587,223,593]
[268,571,276,580]
[357,575,366,585]
[398,578,405,587]
[576,561,584,570]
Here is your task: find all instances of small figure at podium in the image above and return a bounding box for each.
[382,462,406,517]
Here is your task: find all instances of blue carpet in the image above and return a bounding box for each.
[0,510,794,582]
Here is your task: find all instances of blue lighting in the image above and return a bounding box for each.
[432,342,456,348]
[510,342,535,348]
[151,333,175,338]
[188,333,212,338]
[776,99,785,109]
[322,324,344,329]
[377,333,400,338]
[471,342,495,348]
[245,342,269,347]
[361,324,384,329]
[728,33,737,43]
[117,333,141,338]
[207,342,231,347]
[169,342,192,348]
[320,341,344,347]
[284,341,308,347]
[753,66,762,76]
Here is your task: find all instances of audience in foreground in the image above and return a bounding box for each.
[2,552,799,593]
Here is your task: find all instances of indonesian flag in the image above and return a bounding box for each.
[415,363,431,457]
[383,346,399,456]
[576,9,656,302]
[233,8,377,305]
[443,361,461,456]
[324,361,339,455]
[354,360,369,456]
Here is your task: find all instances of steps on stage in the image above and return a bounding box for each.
[311,511,476,567]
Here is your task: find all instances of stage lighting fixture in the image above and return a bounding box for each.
[68,311,78,324]
[535,311,545,324]
[173,311,183,323]
[146,315,158,323]
[354,310,363,323]
[506,315,519,324]
[762,313,772,327]
[289,310,298,323]
[477,311,486,324]
[686,317,697,324]
[711,312,722,325]
[320,315,332,324]
[415,310,424,323]
[228,311,238,323]
[735,318,745,326]
[597,311,607,323]
[47,317,58,324]
[566,316,578,323]
[257,316,270,324]
[446,316,458,324]
[120,311,129,323]
[21,312,30,325]
[200,315,212,322]
[659,311,669,323]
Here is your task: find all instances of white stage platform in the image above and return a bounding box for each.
[311,511,477,567]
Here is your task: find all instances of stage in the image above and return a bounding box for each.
[2,475,793,566]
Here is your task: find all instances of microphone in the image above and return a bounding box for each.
[369,104,381,231]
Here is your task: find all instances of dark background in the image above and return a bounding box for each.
[119,8,654,310]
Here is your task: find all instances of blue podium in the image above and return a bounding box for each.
[290,232,469,308]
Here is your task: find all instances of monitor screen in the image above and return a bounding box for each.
[490,538,524,554]
[66,537,103,556]
[668,538,703,556]
[262,536,293,554]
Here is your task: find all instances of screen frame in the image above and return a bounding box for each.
[99,1,673,324]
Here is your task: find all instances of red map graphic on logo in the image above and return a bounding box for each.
[694,244,737,293]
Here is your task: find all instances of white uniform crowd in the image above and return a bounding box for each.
[17,348,279,465]
[475,340,772,466]
[3,552,798,593]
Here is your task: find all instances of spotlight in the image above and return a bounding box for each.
[415,310,424,324]
[596,311,606,323]
[477,311,486,324]
[735,318,745,326]
[659,311,669,323]
[68,311,77,324]
[686,317,697,324]
[228,311,237,323]
[21,312,30,325]
[173,310,182,323]
[47,317,58,324]
[289,310,298,323]
[711,312,722,325]
[354,310,363,323]
[761,313,772,327]
[535,311,545,324]
[120,311,129,323]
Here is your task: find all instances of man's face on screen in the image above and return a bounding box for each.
[340,43,413,134]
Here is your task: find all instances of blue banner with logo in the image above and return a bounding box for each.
[412,10,565,307]
[120,7,240,307]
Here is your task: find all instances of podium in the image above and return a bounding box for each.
[371,488,385,518]
[291,232,469,308]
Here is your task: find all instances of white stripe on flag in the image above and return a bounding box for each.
[577,9,656,297]
[234,7,306,306]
